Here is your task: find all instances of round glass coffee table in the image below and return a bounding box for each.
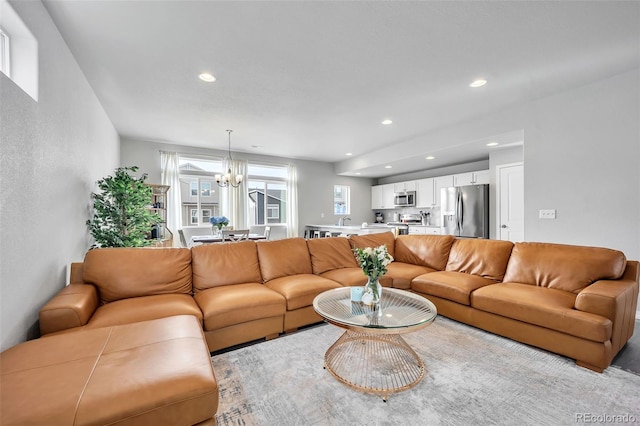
[313,287,437,401]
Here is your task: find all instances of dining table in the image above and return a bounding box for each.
[190,234,267,244]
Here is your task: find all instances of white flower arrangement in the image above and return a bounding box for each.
[352,245,393,281]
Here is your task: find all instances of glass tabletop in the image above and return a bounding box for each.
[313,287,437,331]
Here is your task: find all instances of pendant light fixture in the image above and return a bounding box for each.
[215,130,243,188]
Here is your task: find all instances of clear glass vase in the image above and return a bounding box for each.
[362,277,382,306]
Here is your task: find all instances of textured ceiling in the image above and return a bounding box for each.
[42,0,640,177]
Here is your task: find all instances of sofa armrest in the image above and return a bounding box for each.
[575,261,638,352]
[39,284,99,335]
[575,261,639,320]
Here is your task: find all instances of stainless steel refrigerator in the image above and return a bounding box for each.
[441,184,489,238]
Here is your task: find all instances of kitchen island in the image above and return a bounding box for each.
[304,224,398,238]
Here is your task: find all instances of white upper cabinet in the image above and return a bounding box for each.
[416,178,435,207]
[393,180,416,192]
[453,170,490,186]
[381,184,395,208]
[371,185,382,209]
[372,171,489,210]
[371,184,396,209]
[434,175,454,207]
[474,170,490,184]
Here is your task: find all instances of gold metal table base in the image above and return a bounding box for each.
[323,329,425,401]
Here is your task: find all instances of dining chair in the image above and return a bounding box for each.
[221,229,250,242]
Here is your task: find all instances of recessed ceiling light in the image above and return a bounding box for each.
[381,119,393,125]
[251,145,264,148]
[486,142,499,147]
[355,172,361,175]
[425,156,435,160]
[469,79,487,88]
[346,152,353,156]
[199,73,216,82]
[385,165,392,169]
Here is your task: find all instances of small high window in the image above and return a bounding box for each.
[0,0,38,100]
[0,28,10,77]
[334,185,350,215]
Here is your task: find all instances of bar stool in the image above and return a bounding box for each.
[313,231,321,238]
[324,231,332,238]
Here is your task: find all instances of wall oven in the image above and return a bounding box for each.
[394,191,416,207]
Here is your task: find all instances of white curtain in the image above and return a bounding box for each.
[286,164,299,238]
[160,151,183,247]
[221,159,248,230]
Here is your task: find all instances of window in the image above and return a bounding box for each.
[334,185,350,215]
[0,28,10,78]
[201,182,211,197]
[0,0,38,100]
[267,205,279,219]
[179,156,223,227]
[247,163,288,226]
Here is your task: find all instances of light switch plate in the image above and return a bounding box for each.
[539,209,556,219]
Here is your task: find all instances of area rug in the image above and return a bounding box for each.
[212,317,640,425]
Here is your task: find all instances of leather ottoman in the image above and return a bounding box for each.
[1,315,218,425]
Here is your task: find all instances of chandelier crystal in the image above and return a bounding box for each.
[215,130,243,188]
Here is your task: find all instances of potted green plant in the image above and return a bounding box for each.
[86,166,161,248]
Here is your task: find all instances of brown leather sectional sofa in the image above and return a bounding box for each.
[39,232,638,372]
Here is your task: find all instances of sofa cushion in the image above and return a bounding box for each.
[1,316,218,426]
[446,239,514,281]
[386,262,435,289]
[194,283,286,331]
[307,237,359,274]
[83,247,192,304]
[265,274,342,311]
[257,238,313,282]
[394,235,455,271]
[412,271,497,305]
[191,241,262,291]
[319,268,370,286]
[502,242,627,293]
[86,294,203,329]
[471,283,612,342]
[349,231,396,258]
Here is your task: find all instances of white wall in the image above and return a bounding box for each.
[524,70,639,259]
[0,1,119,351]
[120,138,376,237]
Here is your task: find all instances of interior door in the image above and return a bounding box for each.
[497,163,524,242]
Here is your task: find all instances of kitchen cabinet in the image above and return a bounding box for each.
[371,183,395,209]
[434,175,454,207]
[393,180,416,193]
[381,184,395,208]
[454,170,490,186]
[416,178,435,207]
[474,170,490,184]
[371,185,382,209]
[408,226,441,235]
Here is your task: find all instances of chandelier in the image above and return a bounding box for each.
[215,130,243,188]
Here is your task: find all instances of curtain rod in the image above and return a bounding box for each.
[159,149,291,168]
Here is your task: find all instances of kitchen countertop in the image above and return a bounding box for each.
[304,224,397,235]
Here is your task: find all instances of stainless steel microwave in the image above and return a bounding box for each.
[394,191,416,207]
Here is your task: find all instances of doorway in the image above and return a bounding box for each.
[496,162,524,242]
